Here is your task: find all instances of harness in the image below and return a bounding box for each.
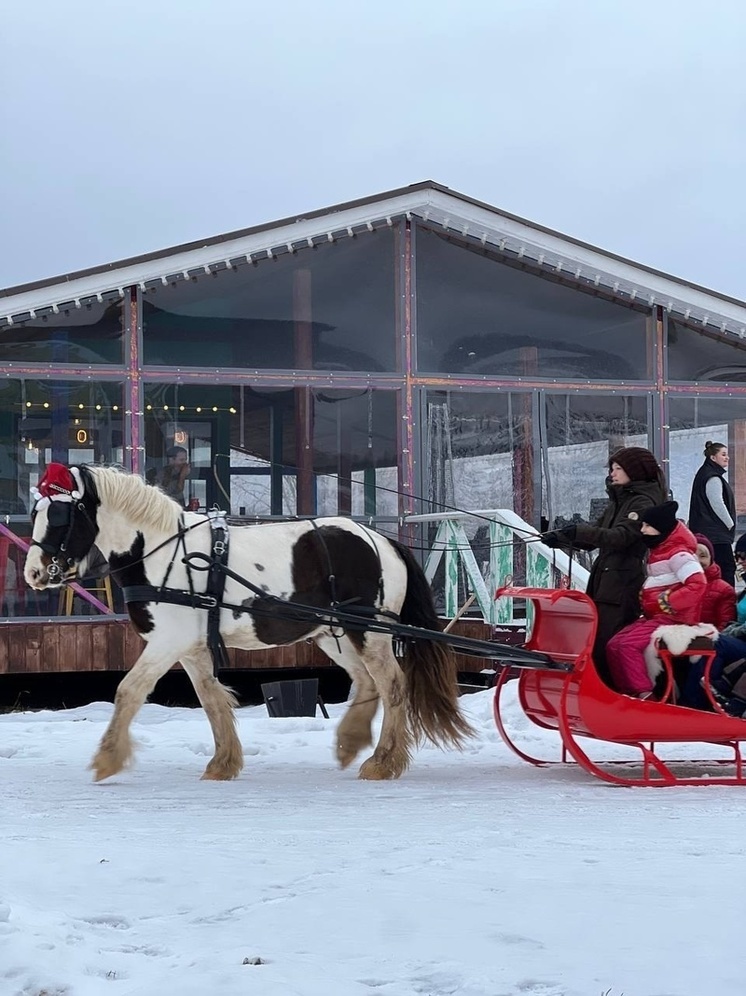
[39,500,560,677]
[122,515,396,675]
[122,511,232,676]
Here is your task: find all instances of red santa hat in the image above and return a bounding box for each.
[32,463,84,509]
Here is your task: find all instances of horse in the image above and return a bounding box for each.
[24,463,473,782]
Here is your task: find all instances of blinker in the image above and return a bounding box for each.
[47,500,72,528]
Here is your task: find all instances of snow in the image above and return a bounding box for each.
[3,687,746,996]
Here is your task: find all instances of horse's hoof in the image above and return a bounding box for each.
[201,761,242,781]
[358,757,396,780]
[336,741,359,769]
[89,756,120,782]
[200,770,238,781]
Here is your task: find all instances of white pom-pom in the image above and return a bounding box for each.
[70,467,85,499]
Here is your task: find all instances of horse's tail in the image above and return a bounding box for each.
[389,539,474,749]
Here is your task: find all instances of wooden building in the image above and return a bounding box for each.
[2,180,746,677]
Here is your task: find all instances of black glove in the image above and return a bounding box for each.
[541,524,577,549]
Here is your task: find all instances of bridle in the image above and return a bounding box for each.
[31,497,94,583]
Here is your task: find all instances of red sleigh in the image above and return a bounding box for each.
[492,586,746,786]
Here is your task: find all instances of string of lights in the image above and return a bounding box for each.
[20,403,240,414]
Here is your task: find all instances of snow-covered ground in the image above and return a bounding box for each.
[3,686,745,996]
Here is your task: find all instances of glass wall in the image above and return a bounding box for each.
[415,225,653,380]
[668,396,744,525]
[3,219,746,627]
[143,383,399,518]
[141,229,397,371]
[0,379,124,619]
[542,393,650,528]
[424,389,534,517]
[0,298,123,364]
[423,388,652,529]
[0,379,124,518]
[667,318,746,383]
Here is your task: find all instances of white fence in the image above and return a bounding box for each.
[404,509,590,625]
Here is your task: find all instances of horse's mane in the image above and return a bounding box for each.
[88,466,182,534]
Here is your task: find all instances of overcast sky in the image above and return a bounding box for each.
[3,0,745,298]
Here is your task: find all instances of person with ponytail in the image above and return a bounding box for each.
[688,441,736,586]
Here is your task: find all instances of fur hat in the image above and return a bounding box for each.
[694,533,715,561]
[609,447,662,483]
[641,500,679,538]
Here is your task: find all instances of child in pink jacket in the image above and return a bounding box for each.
[606,501,706,697]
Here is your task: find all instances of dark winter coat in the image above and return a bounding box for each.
[569,478,667,678]
[688,458,736,545]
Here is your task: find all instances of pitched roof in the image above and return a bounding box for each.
[3,180,746,337]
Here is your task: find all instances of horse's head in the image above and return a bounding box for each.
[24,463,100,589]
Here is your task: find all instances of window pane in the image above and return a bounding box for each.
[669,396,741,524]
[425,390,533,516]
[0,300,123,364]
[0,380,125,619]
[141,230,397,371]
[416,226,652,380]
[543,394,650,528]
[143,384,399,518]
[0,380,125,519]
[668,318,746,382]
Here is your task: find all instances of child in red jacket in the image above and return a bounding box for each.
[607,501,706,697]
[694,533,736,630]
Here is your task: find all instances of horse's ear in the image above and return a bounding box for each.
[76,465,99,505]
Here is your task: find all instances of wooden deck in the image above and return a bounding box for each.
[0,617,505,676]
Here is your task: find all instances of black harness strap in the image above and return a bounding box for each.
[308,518,345,651]
[206,519,230,676]
[32,498,92,581]
[123,512,231,678]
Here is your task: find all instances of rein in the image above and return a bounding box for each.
[107,517,216,579]
[120,520,401,677]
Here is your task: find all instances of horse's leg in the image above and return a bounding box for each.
[355,634,412,780]
[90,648,176,781]
[180,651,243,781]
[316,635,379,770]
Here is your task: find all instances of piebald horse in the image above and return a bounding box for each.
[24,463,472,782]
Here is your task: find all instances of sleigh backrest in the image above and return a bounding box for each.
[496,586,597,667]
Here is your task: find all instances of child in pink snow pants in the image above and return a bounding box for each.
[607,501,706,697]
